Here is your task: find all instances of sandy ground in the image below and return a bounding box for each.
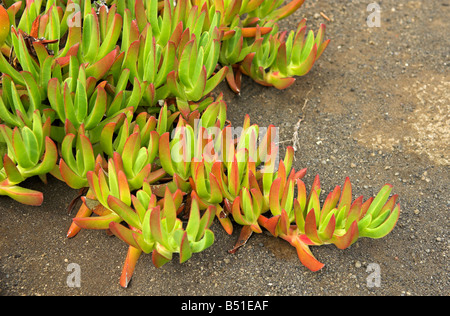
[0,0,448,296]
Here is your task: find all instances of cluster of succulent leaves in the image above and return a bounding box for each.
[0,0,400,288]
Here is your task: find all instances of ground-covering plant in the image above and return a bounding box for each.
[0,0,400,288]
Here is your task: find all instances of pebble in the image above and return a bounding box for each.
[355,261,362,268]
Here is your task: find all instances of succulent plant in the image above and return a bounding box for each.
[99,116,163,190]
[240,20,330,90]
[57,126,98,190]
[69,153,134,232]
[222,145,306,243]
[250,148,305,223]
[0,72,44,128]
[0,110,57,205]
[0,2,121,90]
[0,4,10,47]
[258,176,401,271]
[0,141,45,206]
[108,186,215,287]
[0,110,57,179]
[119,1,229,103]
[189,157,233,233]
[0,0,403,288]
[0,165,44,205]
[157,100,227,188]
[1,0,328,100]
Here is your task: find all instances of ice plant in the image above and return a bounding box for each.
[99,115,163,189]
[157,102,227,191]
[0,110,57,205]
[0,153,44,206]
[48,74,108,131]
[0,2,121,90]
[69,154,134,232]
[189,158,233,234]
[210,116,280,205]
[190,119,299,236]
[222,145,306,243]
[0,0,404,288]
[108,187,215,287]
[0,73,46,128]
[240,20,330,89]
[58,127,97,190]
[0,4,10,47]
[119,0,229,103]
[258,176,401,271]
[211,0,329,92]
[175,93,228,128]
[0,110,57,180]
[207,0,307,28]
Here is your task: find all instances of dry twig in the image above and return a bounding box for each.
[320,12,331,21]
[291,87,314,156]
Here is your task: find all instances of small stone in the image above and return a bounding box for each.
[355,261,362,268]
[414,209,420,215]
